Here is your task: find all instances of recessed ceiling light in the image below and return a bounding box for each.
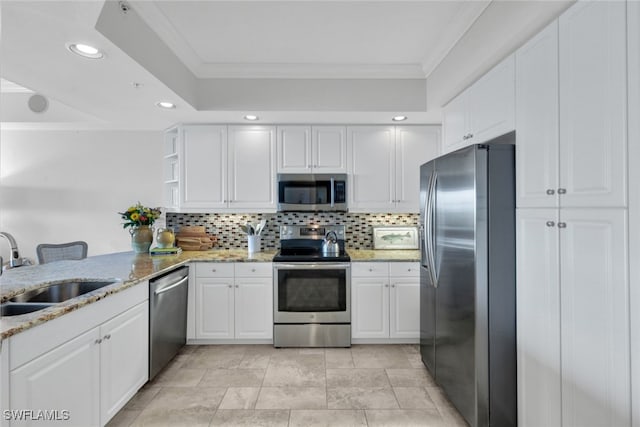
[244,115,259,121]
[156,101,176,109]
[392,115,407,122]
[66,43,104,59]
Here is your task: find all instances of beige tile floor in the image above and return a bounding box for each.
[107,344,468,427]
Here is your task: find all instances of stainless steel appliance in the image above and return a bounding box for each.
[277,173,347,212]
[420,137,516,427]
[273,225,351,347]
[149,266,189,380]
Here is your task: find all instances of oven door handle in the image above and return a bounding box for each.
[330,177,335,208]
[274,263,351,270]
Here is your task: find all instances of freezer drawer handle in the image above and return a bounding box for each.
[154,276,188,295]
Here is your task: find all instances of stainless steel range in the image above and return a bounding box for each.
[273,225,351,348]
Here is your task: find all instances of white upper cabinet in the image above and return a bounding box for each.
[228,125,277,210]
[442,54,515,154]
[348,125,440,213]
[348,126,396,211]
[559,1,627,208]
[277,125,347,173]
[172,125,276,212]
[394,126,441,213]
[515,21,560,208]
[312,126,347,173]
[180,125,228,210]
[516,1,627,209]
[277,126,312,172]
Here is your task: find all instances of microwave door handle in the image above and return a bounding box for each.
[330,177,335,208]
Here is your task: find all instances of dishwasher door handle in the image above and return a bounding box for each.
[154,276,188,296]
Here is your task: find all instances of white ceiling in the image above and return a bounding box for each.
[0,0,573,130]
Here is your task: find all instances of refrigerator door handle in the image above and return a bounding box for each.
[427,172,439,288]
[425,171,438,288]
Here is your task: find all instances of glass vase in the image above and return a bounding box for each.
[130,225,153,253]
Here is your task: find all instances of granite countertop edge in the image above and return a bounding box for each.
[0,248,419,340]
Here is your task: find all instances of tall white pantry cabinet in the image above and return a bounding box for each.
[515,1,637,427]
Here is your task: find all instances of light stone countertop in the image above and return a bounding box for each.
[0,249,276,340]
[0,248,419,340]
[347,249,421,262]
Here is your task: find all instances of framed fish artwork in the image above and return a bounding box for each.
[372,226,420,249]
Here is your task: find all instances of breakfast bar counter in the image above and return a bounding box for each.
[0,249,276,340]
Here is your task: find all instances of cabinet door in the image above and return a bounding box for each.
[559,1,627,208]
[277,126,311,173]
[351,277,389,339]
[347,126,395,211]
[467,54,515,144]
[395,126,440,213]
[442,93,468,154]
[180,125,228,210]
[234,278,273,339]
[11,328,101,427]
[196,278,235,339]
[228,126,277,210]
[312,126,347,173]
[389,279,419,339]
[560,208,629,427]
[515,21,560,209]
[100,301,149,424]
[516,209,561,427]
[100,302,149,426]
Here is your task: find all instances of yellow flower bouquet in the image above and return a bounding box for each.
[118,202,162,229]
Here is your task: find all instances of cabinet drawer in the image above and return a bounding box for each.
[235,262,272,277]
[351,262,389,277]
[389,262,420,277]
[195,263,234,278]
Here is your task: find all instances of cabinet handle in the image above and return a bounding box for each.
[557,222,567,228]
[251,268,256,272]
[468,133,473,139]
[369,268,373,272]
[235,284,239,288]
[211,269,217,272]
[228,284,233,288]
[546,221,555,227]
[391,284,396,288]
[104,334,111,340]
[95,339,103,344]
[557,188,567,194]
[546,189,555,195]
[462,135,468,141]
[385,284,389,288]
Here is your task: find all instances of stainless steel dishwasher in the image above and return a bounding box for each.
[149,266,189,380]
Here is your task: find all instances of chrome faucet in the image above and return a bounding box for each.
[0,232,24,274]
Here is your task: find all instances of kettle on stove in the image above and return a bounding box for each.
[322,231,340,256]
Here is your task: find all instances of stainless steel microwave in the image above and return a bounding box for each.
[277,173,347,212]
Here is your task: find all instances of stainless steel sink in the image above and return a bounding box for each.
[1,302,55,316]
[9,280,116,304]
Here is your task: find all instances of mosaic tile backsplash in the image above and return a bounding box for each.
[166,212,419,251]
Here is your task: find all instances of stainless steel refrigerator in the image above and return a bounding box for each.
[420,136,516,427]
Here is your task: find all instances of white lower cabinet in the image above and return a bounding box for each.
[11,328,101,426]
[99,303,149,425]
[9,297,148,427]
[194,262,272,341]
[517,208,630,427]
[351,262,419,342]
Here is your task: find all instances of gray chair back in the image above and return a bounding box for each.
[36,241,88,264]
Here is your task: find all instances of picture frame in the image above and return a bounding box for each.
[372,226,420,250]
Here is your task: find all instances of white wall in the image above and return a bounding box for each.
[0,129,163,263]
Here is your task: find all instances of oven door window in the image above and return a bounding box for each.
[277,269,346,312]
